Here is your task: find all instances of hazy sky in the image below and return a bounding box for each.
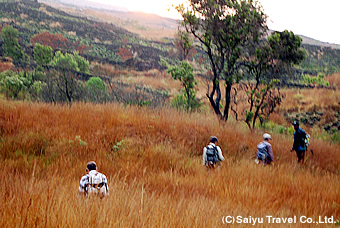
[90,0,340,44]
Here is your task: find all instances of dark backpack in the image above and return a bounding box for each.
[295,128,307,151]
[206,146,219,165]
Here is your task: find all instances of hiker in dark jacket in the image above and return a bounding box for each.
[203,136,225,168]
[290,121,307,163]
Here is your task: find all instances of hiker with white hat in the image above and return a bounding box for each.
[255,133,274,165]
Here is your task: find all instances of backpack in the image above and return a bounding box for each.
[257,142,269,163]
[87,172,108,197]
[206,146,219,166]
[304,133,310,148]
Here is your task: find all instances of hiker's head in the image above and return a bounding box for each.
[263,133,272,141]
[86,161,97,172]
[293,121,299,130]
[210,136,218,144]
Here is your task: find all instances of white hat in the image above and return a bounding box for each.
[263,133,272,140]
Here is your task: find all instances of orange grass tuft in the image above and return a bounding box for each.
[0,100,339,227]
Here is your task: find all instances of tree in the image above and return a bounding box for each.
[164,60,201,111]
[1,25,24,61]
[174,29,195,61]
[50,51,90,74]
[51,51,79,72]
[33,43,53,66]
[269,30,306,66]
[48,51,89,103]
[237,79,284,130]
[176,0,267,121]
[0,71,32,99]
[86,76,108,102]
[40,69,85,104]
[73,51,90,74]
[238,30,305,130]
[268,30,306,83]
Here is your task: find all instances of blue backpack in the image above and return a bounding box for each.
[206,146,219,165]
[257,142,269,162]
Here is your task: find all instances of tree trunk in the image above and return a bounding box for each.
[223,82,232,122]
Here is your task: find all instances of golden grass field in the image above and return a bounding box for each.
[0,85,339,227]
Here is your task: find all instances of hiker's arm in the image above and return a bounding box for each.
[202,147,207,165]
[79,175,88,194]
[267,144,274,161]
[291,133,297,151]
[217,147,225,161]
[102,174,109,194]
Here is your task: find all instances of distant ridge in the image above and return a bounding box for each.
[41,0,128,12]
[298,35,340,49]
[41,0,340,50]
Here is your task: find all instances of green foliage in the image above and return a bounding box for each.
[51,51,79,71]
[300,73,330,87]
[246,111,254,123]
[165,60,201,111]
[268,30,306,66]
[84,44,121,62]
[175,29,194,60]
[111,140,126,157]
[68,135,87,147]
[50,50,90,73]
[85,76,108,102]
[242,79,283,130]
[0,25,24,61]
[33,43,53,65]
[0,70,46,100]
[299,44,340,75]
[0,71,28,99]
[330,130,340,144]
[176,0,267,119]
[72,51,90,73]
[241,30,304,130]
[171,94,186,110]
[86,77,106,92]
[29,80,43,99]
[261,121,295,135]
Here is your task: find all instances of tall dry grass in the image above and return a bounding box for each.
[280,88,340,113]
[0,100,339,227]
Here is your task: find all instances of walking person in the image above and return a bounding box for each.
[255,133,274,165]
[290,121,307,163]
[203,136,225,168]
[79,161,109,198]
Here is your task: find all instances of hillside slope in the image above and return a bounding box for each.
[42,0,340,48]
[0,0,171,70]
[39,0,340,75]
[0,100,339,227]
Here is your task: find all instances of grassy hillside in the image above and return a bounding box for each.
[0,98,339,227]
[0,1,339,227]
[40,0,340,76]
[0,0,172,70]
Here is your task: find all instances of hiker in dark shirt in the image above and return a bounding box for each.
[290,121,307,163]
